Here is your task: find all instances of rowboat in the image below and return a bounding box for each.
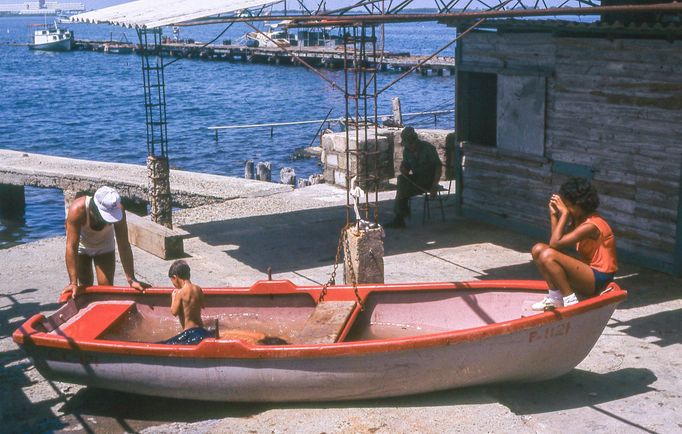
[12,280,626,402]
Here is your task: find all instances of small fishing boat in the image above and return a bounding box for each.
[244,22,291,48]
[28,22,73,51]
[13,279,626,402]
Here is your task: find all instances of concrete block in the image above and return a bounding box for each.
[321,133,336,152]
[332,134,350,153]
[334,170,347,187]
[326,153,339,167]
[344,226,384,284]
[125,211,188,260]
[323,167,335,185]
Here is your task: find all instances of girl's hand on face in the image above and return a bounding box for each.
[550,194,568,216]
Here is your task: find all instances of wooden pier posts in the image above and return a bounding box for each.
[257,162,272,182]
[0,184,25,219]
[392,97,403,127]
[244,160,255,179]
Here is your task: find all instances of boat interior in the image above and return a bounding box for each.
[33,280,557,346]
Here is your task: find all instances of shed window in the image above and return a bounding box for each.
[458,71,497,147]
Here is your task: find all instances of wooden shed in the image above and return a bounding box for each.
[450,16,682,274]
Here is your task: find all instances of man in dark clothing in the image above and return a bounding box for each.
[386,127,442,228]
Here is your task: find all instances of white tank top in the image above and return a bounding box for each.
[78,196,116,256]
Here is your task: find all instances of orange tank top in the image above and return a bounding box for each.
[576,214,618,273]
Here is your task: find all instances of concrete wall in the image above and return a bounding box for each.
[458,30,682,273]
[321,128,454,189]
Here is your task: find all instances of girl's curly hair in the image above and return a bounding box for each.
[559,177,599,213]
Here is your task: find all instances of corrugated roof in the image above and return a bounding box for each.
[71,0,281,29]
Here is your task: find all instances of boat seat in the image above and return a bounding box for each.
[61,301,136,340]
[291,301,357,344]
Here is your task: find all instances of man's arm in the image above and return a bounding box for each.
[429,144,442,193]
[63,201,82,297]
[113,211,150,291]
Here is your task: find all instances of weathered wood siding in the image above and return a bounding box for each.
[459,31,682,271]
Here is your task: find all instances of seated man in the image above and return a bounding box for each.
[386,127,442,228]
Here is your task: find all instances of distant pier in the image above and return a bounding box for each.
[73,39,456,75]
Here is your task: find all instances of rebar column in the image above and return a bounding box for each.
[138,27,172,228]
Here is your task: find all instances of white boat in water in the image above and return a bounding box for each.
[244,22,291,48]
[243,21,342,49]
[29,22,73,51]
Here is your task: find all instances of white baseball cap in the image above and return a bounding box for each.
[93,186,123,223]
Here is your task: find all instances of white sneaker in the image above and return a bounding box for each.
[531,296,564,311]
[563,293,579,307]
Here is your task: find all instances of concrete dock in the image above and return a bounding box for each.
[73,39,457,75]
[1,180,681,433]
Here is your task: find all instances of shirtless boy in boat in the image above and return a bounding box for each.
[160,260,212,345]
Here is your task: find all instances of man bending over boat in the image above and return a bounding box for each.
[531,177,618,311]
[63,186,150,299]
[160,260,213,345]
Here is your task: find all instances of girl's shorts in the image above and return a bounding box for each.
[593,268,615,292]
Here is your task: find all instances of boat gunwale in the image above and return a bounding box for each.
[13,280,627,360]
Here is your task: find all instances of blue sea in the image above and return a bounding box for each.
[0,16,456,248]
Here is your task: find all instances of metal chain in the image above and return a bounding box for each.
[318,224,364,309]
[318,224,348,303]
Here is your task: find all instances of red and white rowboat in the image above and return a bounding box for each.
[12,280,626,402]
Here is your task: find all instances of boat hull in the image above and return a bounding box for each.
[29,38,72,52]
[14,280,626,402]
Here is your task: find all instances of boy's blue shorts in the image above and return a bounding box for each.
[159,327,212,345]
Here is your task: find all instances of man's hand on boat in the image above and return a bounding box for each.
[128,277,151,293]
[61,282,84,299]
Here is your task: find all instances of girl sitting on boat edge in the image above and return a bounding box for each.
[531,177,618,311]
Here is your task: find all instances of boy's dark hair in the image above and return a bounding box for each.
[168,259,191,280]
[559,177,599,213]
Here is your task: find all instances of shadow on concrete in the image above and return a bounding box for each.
[610,267,682,310]
[0,289,68,433]
[609,308,682,348]
[0,288,60,340]
[491,368,658,433]
[180,201,534,276]
[60,387,271,432]
[478,261,540,281]
[491,368,656,413]
[54,367,655,432]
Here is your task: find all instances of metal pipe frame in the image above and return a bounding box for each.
[175,2,682,28]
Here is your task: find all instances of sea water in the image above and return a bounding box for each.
[0,17,457,248]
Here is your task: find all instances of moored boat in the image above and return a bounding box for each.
[28,22,73,51]
[12,279,626,402]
